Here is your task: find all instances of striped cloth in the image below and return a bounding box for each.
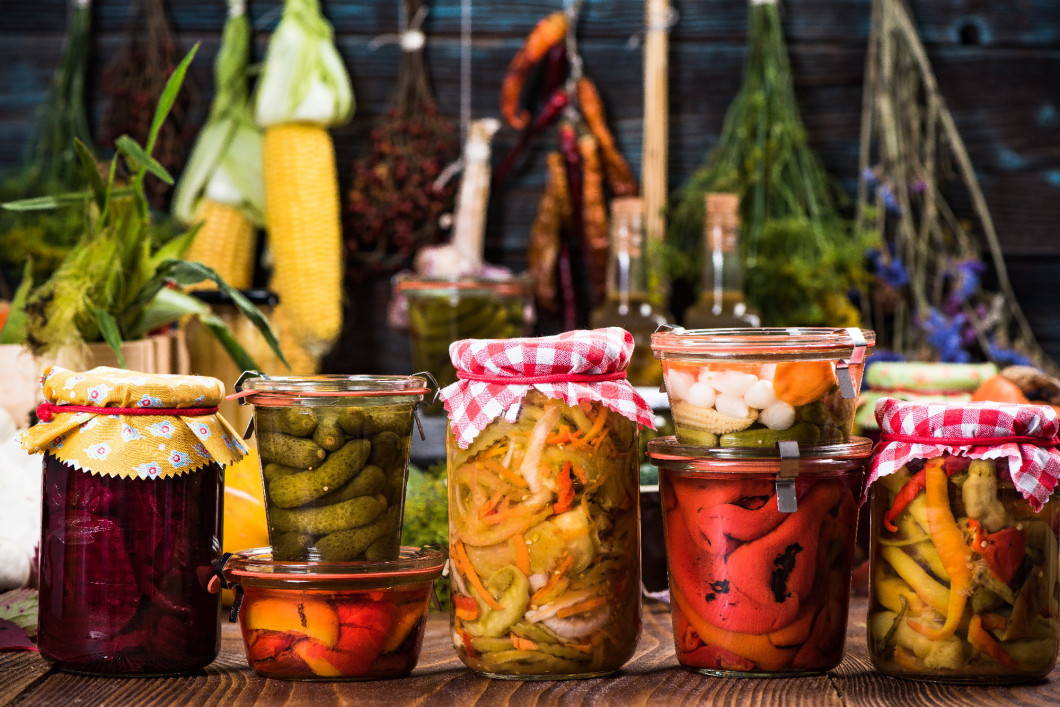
[440,327,656,449]
[870,397,1060,510]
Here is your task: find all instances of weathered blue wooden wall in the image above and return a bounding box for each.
[1,1,1058,372]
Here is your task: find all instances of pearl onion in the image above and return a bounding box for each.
[715,394,751,419]
[666,370,696,401]
[686,381,716,408]
[712,370,758,397]
[759,400,796,430]
[743,379,777,409]
[758,363,776,381]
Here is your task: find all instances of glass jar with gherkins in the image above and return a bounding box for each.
[439,328,657,679]
[867,398,1060,683]
[239,374,429,563]
[395,274,533,390]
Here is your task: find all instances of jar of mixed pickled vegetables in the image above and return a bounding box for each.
[221,546,445,680]
[19,366,248,675]
[651,327,873,448]
[867,398,1060,682]
[239,373,428,562]
[395,274,533,389]
[649,436,871,676]
[439,328,656,678]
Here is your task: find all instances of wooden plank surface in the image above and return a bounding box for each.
[3,598,1059,706]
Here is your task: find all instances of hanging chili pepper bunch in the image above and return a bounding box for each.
[496,6,638,330]
[100,0,197,209]
[345,0,460,278]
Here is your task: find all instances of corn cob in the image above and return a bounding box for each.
[671,400,758,434]
[184,200,257,289]
[262,123,343,357]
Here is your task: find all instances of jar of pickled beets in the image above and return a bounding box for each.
[19,366,248,675]
[866,398,1060,683]
[649,436,871,676]
[440,327,656,679]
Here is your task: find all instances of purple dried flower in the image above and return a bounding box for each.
[910,179,928,193]
[862,167,878,187]
[880,185,903,215]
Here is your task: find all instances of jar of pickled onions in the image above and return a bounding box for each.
[439,328,656,678]
[866,398,1060,682]
[20,366,247,675]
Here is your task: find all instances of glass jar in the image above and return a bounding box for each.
[395,274,533,389]
[240,374,428,562]
[446,391,641,678]
[866,398,1060,682]
[20,366,247,675]
[649,436,870,676]
[224,546,445,680]
[440,328,656,679]
[651,327,874,448]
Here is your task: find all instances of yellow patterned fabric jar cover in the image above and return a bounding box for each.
[19,366,246,675]
[20,366,247,478]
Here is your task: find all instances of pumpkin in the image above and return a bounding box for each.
[970,375,1030,405]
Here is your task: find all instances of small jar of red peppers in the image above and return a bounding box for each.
[648,436,871,676]
[867,398,1060,683]
[19,366,248,675]
[222,546,445,680]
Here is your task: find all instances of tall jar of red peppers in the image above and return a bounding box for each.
[439,328,656,679]
[866,398,1060,682]
[19,366,247,675]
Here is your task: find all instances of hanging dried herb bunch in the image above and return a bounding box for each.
[0,0,96,284]
[666,0,874,327]
[346,0,460,277]
[100,0,197,209]
[856,0,1053,372]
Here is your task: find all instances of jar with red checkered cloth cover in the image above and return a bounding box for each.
[866,397,1060,682]
[440,328,654,678]
[19,366,246,675]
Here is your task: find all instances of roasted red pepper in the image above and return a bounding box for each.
[968,519,1026,585]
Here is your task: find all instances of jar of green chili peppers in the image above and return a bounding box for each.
[394,274,533,390]
[439,328,656,679]
[867,398,1060,682]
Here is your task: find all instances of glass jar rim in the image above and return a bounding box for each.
[225,546,446,586]
[394,272,531,297]
[648,435,873,474]
[651,327,875,360]
[240,374,430,402]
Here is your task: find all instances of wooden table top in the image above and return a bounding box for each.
[2,597,1058,706]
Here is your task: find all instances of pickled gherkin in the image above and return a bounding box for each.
[245,374,426,562]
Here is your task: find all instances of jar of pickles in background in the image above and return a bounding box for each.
[649,436,871,676]
[651,327,873,448]
[439,328,656,678]
[238,374,428,562]
[19,366,248,675]
[393,274,533,391]
[866,398,1060,682]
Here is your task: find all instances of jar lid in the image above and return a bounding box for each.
[648,435,873,474]
[19,366,247,479]
[651,327,875,361]
[394,273,531,297]
[224,546,446,588]
[871,397,1060,511]
[238,373,430,407]
[439,327,656,449]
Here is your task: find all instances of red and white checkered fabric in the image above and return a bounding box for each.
[870,397,1060,510]
[440,327,656,449]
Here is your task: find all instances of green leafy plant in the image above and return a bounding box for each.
[1,45,287,372]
